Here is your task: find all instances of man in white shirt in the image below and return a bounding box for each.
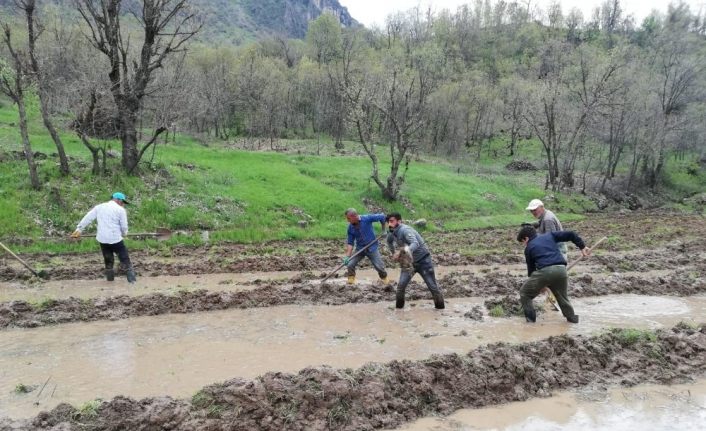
[72,192,136,283]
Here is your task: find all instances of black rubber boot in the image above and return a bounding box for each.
[566,314,579,324]
[395,294,405,309]
[105,268,115,281]
[525,309,537,323]
[126,269,137,284]
[432,293,445,309]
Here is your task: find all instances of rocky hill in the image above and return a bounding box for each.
[0,0,359,44]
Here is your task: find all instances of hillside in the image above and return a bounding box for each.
[0,100,596,253]
[0,0,358,44]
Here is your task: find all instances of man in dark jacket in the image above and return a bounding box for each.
[516,225,591,323]
[386,212,445,309]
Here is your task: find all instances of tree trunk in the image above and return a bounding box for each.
[37,94,70,175]
[18,95,41,190]
[24,0,70,176]
[119,103,140,172]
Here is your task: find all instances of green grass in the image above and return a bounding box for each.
[14,383,31,394]
[488,305,505,317]
[613,328,658,346]
[0,98,642,254]
[0,100,591,252]
[76,399,102,419]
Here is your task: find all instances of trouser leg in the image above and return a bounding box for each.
[416,256,444,309]
[520,269,547,322]
[113,241,136,283]
[100,243,115,281]
[113,241,132,269]
[346,253,363,277]
[545,266,576,321]
[367,249,388,279]
[100,243,115,269]
[396,270,414,308]
[559,242,569,264]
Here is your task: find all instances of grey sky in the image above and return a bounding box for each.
[339,0,706,28]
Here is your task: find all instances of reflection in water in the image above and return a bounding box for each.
[395,380,706,431]
[0,295,704,419]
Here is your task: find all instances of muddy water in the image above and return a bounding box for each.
[1,294,704,419]
[396,379,706,431]
[0,263,617,302]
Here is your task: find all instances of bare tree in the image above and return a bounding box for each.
[75,0,199,172]
[0,24,41,190]
[13,0,71,175]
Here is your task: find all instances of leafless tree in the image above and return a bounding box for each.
[14,0,71,175]
[75,0,200,172]
[0,23,40,190]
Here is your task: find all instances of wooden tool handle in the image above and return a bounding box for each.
[567,236,608,270]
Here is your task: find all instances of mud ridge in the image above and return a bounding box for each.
[2,213,703,282]
[4,323,705,430]
[2,268,705,329]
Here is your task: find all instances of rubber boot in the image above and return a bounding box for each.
[566,314,579,324]
[105,268,115,281]
[126,269,137,284]
[347,276,356,285]
[395,293,405,309]
[432,292,445,309]
[525,309,537,323]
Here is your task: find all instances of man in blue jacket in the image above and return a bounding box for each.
[343,208,389,285]
[516,225,591,323]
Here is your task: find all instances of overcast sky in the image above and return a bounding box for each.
[339,0,706,28]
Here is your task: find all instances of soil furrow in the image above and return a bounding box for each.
[4,323,704,430]
[1,267,704,329]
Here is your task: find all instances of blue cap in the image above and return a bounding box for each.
[112,192,130,204]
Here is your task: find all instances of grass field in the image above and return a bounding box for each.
[3,96,699,253]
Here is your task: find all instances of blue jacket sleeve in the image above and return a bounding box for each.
[367,213,386,223]
[346,227,354,246]
[551,231,586,249]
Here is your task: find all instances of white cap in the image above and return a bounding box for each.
[526,199,544,211]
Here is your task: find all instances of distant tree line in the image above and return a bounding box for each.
[1,0,704,200]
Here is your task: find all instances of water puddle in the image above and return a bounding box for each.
[1,294,704,419]
[0,263,622,302]
[395,379,706,430]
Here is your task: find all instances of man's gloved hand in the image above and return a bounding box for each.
[70,230,81,239]
[343,256,351,265]
[403,245,411,256]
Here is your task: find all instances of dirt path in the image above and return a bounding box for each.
[2,322,704,430]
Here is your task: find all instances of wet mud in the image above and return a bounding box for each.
[2,294,702,419]
[0,261,701,329]
[3,322,704,430]
[1,213,703,282]
[2,264,704,329]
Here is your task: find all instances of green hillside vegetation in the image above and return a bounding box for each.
[0,98,593,253]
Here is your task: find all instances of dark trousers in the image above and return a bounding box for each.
[520,264,575,320]
[100,241,132,270]
[396,254,444,308]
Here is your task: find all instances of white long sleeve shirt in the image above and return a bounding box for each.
[76,200,128,244]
